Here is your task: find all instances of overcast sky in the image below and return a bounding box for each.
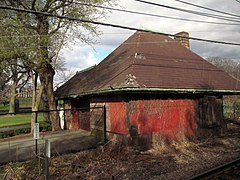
[60,0,240,78]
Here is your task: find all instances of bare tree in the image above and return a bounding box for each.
[0,10,32,114]
[207,57,240,119]
[1,0,116,131]
[207,57,240,80]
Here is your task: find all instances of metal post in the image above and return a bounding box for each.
[45,139,51,180]
[35,111,38,156]
[103,105,107,143]
[63,108,65,130]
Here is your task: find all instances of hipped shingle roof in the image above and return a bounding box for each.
[55,31,240,98]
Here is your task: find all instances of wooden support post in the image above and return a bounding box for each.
[103,105,107,143]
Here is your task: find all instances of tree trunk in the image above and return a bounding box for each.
[36,15,60,131]
[31,72,43,133]
[31,85,43,133]
[41,87,50,122]
[9,79,17,114]
[46,64,60,131]
[40,63,60,131]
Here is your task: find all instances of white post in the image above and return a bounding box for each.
[45,139,51,180]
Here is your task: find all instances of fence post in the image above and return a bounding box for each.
[103,105,107,143]
[35,111,38,156]
[45,139,51,180]
[8,141,11,162]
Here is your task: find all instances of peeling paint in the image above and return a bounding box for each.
[71,109,79,129]
[136,100,196,139]
[107,99,196,141]
[107,102,127,134]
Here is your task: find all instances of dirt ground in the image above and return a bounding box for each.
[1,120,240,180]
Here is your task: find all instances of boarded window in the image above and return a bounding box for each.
[107,102,127,134]
[71,109,79,129]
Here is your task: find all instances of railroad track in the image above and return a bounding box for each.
[189,157,240,179]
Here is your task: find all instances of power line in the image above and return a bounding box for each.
[0,41,184,51]
[1,39,240,55]
[0,30,238,38]
[134,0,240,23]
[73,2,240,26]
[0,5,240,46]
[175,0,240,18]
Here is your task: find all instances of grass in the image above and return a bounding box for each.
[0,113,51,138]
[0,98,32,114]
[0,100,51,137]
[0,98,44,128]
[0,113,44,128]
[17,97,32,108]
[0,103,9,113]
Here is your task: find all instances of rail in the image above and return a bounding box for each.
[189,157,240,179]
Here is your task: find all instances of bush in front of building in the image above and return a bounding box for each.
[0,123,51,138]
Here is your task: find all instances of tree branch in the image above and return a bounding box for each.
[3,74,14,85]
[31,0,37,10]
[18,73,31,91]
[50,20,65,34]
[42,0,58,12]
[48,0,73,13]
[14,0,29,9]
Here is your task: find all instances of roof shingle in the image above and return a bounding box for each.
[55,31,240,98]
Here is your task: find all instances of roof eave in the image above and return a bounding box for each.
[56,87,240,99]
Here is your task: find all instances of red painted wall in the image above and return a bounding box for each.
[107,99,196,140]
[131,100,196,140]
[107,102,127,134]
[71,109,79,129]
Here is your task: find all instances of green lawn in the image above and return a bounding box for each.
[0,113,44,128]
[0,104,9,114]
[0,97,32,112]
[17,97,32,108]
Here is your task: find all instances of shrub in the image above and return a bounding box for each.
[0,123,51,138]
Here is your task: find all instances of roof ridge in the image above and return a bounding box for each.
[76,65,96,74]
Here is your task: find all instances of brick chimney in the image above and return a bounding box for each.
[174,31,190,49]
